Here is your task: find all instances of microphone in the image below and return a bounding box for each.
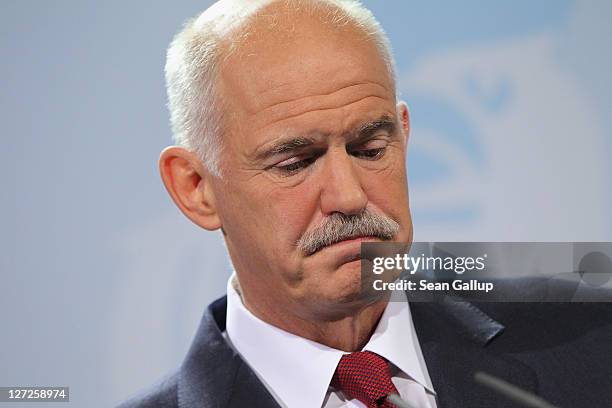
[387,371,559,408]
[474,371,559,408]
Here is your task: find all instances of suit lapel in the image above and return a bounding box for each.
[178,294,539,408]
[410,296,538,408]
[178,297,280,408]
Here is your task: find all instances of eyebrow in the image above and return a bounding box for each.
[253,115,397,162]
[267,137,315,155]
[353,115,397,142]
[254,136,317,162]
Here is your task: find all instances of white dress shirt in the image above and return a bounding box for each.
[225,275,437,408]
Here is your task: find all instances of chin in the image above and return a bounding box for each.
[298,262,384,319]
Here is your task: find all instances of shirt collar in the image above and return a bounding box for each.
[364,289,436,395]
[225,274,435,408]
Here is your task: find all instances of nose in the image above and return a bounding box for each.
[319,148,368,216]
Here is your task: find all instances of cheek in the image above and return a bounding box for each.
[267,184,320,243]
[362,164,410,216]
[361,146,408,194]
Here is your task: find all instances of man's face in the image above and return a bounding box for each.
[210,14,412,318]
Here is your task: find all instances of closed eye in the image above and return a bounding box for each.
[352,147,386,160]
[273,154,318,175]
[271,136,390,176]
[349,138,389,160]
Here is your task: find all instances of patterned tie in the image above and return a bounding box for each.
[332,351,400,408]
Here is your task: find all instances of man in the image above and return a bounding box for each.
[120,1,612,407]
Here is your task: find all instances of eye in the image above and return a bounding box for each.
[353,148,385,159]
[274,155,317,175]
[350,138,388,160]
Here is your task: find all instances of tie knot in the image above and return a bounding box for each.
[332,351,399,408]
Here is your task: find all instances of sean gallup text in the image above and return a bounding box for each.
[373,279,494,293]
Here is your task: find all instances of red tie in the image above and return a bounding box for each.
[332,351,399,408]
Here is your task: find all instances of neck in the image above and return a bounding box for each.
[233,275,389,351]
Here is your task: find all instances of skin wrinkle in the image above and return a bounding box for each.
[244,110,397,162]
[160,2,413,351]
[234,121,402,185]
[236,125,400,190]
[247,84,391,133]
[255,95,391,137]
[256,81,389,112]
[250,114,397,167]
[223,97,405,229]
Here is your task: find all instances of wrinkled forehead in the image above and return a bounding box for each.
[216,1,395,122]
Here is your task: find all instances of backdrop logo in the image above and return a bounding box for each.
[401,35,609,241]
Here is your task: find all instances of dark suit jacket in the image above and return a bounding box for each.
[118,294,612,408]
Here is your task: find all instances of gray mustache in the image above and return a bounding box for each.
[296,210,400,255]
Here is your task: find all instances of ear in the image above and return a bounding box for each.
[397,101,411,148]
[159,146,222,231]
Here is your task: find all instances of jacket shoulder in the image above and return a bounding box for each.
[116,371,178,408]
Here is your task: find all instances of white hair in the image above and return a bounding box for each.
[165,0,396,177]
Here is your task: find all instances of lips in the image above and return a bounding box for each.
[317,236,382,267]
[340,251,362,265]
[315,234,379,254]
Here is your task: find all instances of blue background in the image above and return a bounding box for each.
[1,1,611,406]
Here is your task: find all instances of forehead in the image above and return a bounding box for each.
[217,6,395,129]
